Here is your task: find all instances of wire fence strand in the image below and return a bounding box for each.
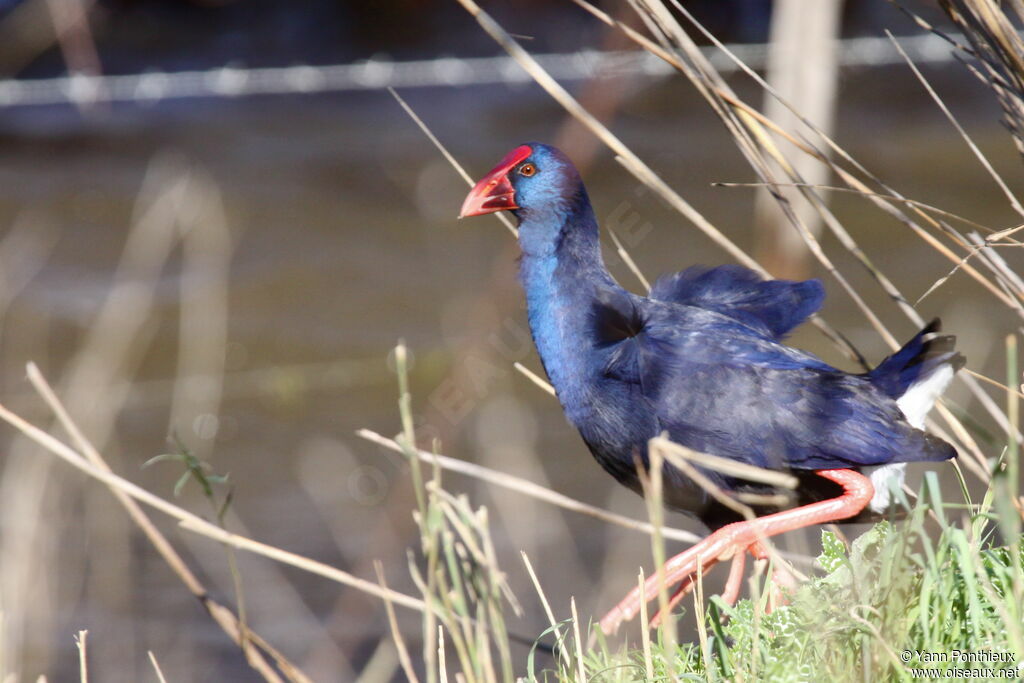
[0,32,970,109]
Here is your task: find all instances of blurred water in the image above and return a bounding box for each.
[0,63,1020,681]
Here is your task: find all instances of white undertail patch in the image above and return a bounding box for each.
[866,365,956,513]
[896,364,955,430]
[865,462,907,514]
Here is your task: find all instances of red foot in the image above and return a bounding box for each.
[600,469,873,635]
[648,547,747,629]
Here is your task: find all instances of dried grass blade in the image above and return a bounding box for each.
[357,428,701,544]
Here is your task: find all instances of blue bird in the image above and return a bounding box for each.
[459,143,964,634]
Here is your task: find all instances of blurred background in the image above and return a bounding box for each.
[0,0,1019,680]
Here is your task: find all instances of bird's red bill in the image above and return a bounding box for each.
[459,145,532,218]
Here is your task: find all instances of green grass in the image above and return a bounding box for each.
[580,509,1024,681]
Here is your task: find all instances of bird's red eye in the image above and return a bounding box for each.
[519,163,536,177]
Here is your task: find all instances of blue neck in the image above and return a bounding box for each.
[517,198,616,418]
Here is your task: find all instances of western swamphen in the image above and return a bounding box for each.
[459,143,964,635]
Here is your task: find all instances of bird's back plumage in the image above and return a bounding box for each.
[580,277,958,520]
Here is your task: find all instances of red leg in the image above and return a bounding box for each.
[720,549,747,606]
[600,469,873,635]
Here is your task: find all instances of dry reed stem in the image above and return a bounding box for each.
[650,435,798,490]
[653,439,757,522]
[74,631,87,683]
[637,569,653,680]
[374,561,420,683]
[570,597,586,683]
[437,625,448,683]
[968,232,1024,300]
[736,182,1019,239]
[933,0,1024,163]
[176,513,426,611]
[607,226,651,292]
[638,446,677,678]
[357,428,702,544]
[147,651,168,683]
[389,87,517,238]
[521,551,571,672]
[353,640,400,683]
[888,30,1024,219]
[722,179,1024,311]
[693,561,712,674]
[513,362,555,396]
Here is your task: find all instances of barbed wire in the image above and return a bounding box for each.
[0,32,960,109]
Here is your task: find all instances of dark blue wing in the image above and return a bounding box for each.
[649,265,824,340]
[595,298,954,473]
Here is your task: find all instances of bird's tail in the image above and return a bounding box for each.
[867,318,965,428]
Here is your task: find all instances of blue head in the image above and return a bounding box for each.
[460,143,596,256]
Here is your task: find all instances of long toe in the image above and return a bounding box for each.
[599,531,737,635]
[648,575,697,630]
